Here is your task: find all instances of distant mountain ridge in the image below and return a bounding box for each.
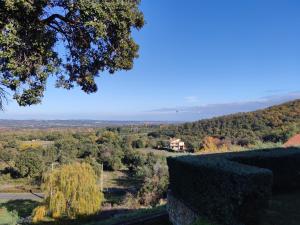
[174,99,300,144]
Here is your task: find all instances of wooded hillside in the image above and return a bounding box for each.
[168,100,300,145]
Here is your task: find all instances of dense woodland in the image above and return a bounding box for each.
[162,100,300,149]
[0,127,169,212]
[0,126,170,221]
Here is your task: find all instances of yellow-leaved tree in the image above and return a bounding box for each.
[33,163,102,222]
[201,136,219,151]
[200,136,230,152]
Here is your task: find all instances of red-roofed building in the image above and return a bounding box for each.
[284,134,300,147]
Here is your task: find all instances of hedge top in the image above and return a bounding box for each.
[172,147,300,163]
[167,147,300,225]
[169,155,272,176]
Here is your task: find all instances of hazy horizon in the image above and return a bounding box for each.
[1,94,299,122]
[1,1,299,121]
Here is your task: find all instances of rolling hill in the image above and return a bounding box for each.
[170,99,300,145]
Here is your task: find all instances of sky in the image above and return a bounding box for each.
[1,0,300,121]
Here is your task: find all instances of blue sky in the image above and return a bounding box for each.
[1,0,300,121]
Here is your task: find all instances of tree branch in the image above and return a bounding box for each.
[47,24,62,34]
[40,14,75,25]
[47,23,72,48]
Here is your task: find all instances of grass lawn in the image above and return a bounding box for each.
[134,148,189,157]
[34,205,168,225]
[0,178,40,193]
[103,170,140,190]
[0,205,18,225]
[0,199,39,225]
[0,162,40,193]
[84,206,168,225]
[102,170,142,205]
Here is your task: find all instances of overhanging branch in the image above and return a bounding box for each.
[40,14,75,25]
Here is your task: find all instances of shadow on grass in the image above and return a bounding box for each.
[103,170,142,205]
[0,167,21,179]
[0,199,38,218]
[104,188,128,205]
[113,170,142,190]
[260,191,300,225]
[34,206,169,225]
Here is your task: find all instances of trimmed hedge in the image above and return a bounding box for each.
[167,147,300,225]
[230,148,300,193]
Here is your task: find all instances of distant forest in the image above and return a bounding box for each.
[161,100,300,147]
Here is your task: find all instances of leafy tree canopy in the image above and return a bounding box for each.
[0,0,144,106]
[163,100,300,146]
[15,151,44,178]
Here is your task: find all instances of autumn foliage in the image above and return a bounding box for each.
[200,136,230,152]
[32,206,47,223]
[33,162,102,221]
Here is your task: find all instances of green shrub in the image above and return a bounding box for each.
[231,147,300,193]
[168,147,300,225]
[132,139,145,148]
[15,151,44,178]
[97,143,123,171]
[190,218,217,225]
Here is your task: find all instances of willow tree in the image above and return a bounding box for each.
[0,0,144,107]
[40,163,102,219]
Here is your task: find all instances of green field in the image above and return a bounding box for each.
[0,199,39,225]
[0,197,167,225]
[134,148,190,157]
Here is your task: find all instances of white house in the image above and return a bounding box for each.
[169,138,185,151]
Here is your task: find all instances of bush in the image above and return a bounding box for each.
[122,193,141,209]
[97,143,123,171]
[168,154,272,225]
[168,147,300,225]
[231,147,300,193]
[15,151,44,178]
[32,205,47,223]
[137,161,169,206]
[156,140,169,149]
[131,153,169,206]
[122,150,145,173]
[54,138,79,163]
[124,152,169,207]
[0,147,18,162]
[190,218,217,225]
[148,131,160,138]
[84,156,103,177]
[132,139,145,148]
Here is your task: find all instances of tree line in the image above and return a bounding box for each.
[0,128,169,222]
[159,100,300,150]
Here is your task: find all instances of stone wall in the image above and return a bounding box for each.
[167,191,199,225]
